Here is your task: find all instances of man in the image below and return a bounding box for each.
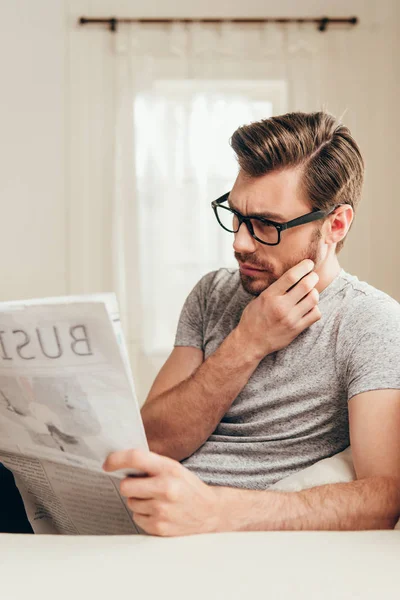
[104,111,400,535]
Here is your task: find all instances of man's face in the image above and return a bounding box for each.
[230,168,323,296]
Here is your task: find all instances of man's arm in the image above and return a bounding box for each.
[141,259,320,461]
[103,449,400,536]
[214,475,400,532]
[214,388,400,532]
[106,389,400,536]
[142,331,262,461]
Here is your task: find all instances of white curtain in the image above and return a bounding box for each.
[111,22,327,402]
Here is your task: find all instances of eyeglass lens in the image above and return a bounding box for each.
[215,205,279,245]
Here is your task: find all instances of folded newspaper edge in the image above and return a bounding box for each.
[0,293,148,534]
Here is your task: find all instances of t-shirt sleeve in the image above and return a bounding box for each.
[341,295,400,401]
[174,272,215,350]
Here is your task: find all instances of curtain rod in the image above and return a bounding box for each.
[79,16,358,33]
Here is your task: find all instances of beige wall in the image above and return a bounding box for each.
[0,0,67,300]
[1,0,399,304]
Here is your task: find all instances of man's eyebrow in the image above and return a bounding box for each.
[228,197,286,222]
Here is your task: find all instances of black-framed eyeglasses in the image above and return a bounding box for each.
[211,192,343,246]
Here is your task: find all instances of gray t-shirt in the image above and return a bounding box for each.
[174,268,400,490]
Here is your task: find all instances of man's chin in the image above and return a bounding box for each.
[239,271,275,296]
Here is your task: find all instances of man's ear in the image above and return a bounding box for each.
[324,205,354,246]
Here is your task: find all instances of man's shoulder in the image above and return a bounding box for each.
[337,270,400,331]
[197,267,242,300]
[340,271,398,307]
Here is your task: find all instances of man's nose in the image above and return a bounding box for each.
[233,221,258,254]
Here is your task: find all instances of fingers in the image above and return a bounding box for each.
[103,448,177,475]
[287,271,319,305]
[298,305,322,329]
[126,497,153,515]
[271,259,315,296]
[292,287,320,320]
[120,475,162,499]
[133,513,167,537]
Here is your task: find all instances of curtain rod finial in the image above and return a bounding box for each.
[318,17,329,32]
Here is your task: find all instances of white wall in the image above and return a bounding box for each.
[1,0,399,306]
[0,0,67,301]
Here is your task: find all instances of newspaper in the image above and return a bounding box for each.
[0,293,148,534]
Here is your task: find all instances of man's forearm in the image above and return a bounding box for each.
[215,476,400,531]
[141,328,261,461]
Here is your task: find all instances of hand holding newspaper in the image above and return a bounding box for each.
[0,293,148,534]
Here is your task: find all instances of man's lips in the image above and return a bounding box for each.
[239,263,266,276]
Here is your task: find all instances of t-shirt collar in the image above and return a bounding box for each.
[318,268,346,302]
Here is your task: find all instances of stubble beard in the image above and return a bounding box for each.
[237,228,322,297]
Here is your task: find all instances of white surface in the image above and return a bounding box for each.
[2,451,399,598]
[1,531,399,600]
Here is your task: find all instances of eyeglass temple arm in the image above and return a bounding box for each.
[283,205,343,231]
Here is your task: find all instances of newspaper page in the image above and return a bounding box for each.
[0,294,148,534]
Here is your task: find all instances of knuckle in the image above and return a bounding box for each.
[298,281,309,296]
[302,272,318,289]
[286,272,298,287]
[309,272,319,287]
[307,306,321,321]
[152,520,168,537]
[259,292,271,309]
[132,513,144,530]
[126,497,135,511]
[168,459,182,476]
[309,288,319,302]
[163,479,180,502]
[128,448,139,464]
[282,314,296,331]
[120,479,130,496]
[273,302,287,321]
[152,502,166,519]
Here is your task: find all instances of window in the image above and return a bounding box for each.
[133,79,287,355]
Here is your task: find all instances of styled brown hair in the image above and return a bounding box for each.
[230,111,364,253]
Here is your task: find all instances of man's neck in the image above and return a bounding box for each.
[314,257,342,295]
